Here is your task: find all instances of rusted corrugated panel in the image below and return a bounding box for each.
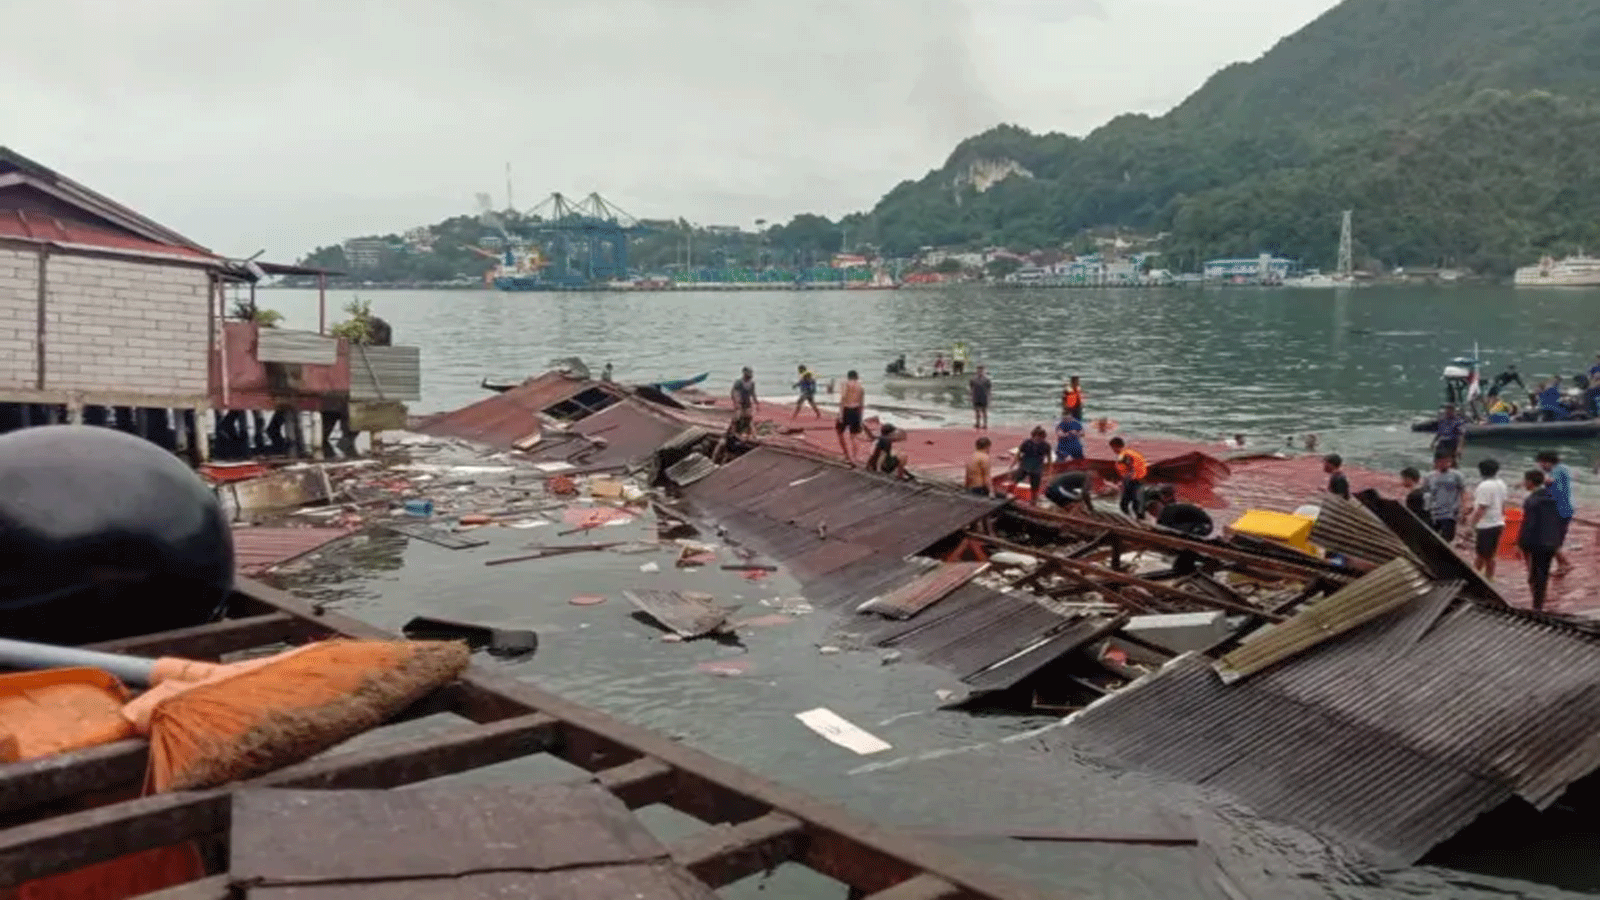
[858,561,987,619]
[257,328,340,366]
[684,446,1002,568]
[962,615,1124,693]
[1064,601,1600,865]
[664,452,717,486]
[349,344,422,401]
[1215,557,1431,683]
[1309,495,1416,566]
[232,526,353,574]
[415,372,621,447]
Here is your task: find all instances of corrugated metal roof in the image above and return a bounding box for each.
[415,372,622,447]
[232,526,354,575]
[1063,598,1600,864]
[350,344,422,401]
[518,401,686,473]
[1215,557,1433,683]
[962,615,1126,693]
[256,328,340,366]
[682,446,1004,589]
[857,561,985,619]
[1309,495,1417,566]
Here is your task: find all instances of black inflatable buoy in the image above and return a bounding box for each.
[0,425,234,644]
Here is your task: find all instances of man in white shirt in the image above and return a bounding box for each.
[1468,457,1508,579]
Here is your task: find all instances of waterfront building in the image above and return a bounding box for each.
[1203,254,1295,283]
[0,148,416,458]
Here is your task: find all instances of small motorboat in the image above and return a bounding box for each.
[1409,349,1600,440]
[882,372,967,392]
[651,371,709,393]
[480,377,524,393]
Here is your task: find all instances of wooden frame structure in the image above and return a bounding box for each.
[0,577,1061,900]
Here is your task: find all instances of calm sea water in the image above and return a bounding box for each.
[264,283,1600,481]
[263,284,1600,899]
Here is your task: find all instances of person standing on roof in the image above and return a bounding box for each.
[965,436,994,497]
[730,367,757,436]
[969,364,991,430]
[1055,409,1085,462]
[1400,466,1428,520]
[1108,436,1148,520]
[792,365,820,420]
[834,370,867,466]
[1062,376,1083,421]
[1519,468,1562,611]
[1468,458,1507,580]
[1536,450,1574,576]
[952,341,969,376]
[1422,451,1467,541]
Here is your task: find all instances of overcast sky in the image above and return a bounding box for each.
[2,0,1335,260]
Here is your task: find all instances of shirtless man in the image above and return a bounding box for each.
[835,370,868,465]
[965,437,993,497]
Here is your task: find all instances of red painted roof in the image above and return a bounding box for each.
[0,208,218,262]
[233,526,355,575]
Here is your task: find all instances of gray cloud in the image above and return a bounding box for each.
[0,0,1334,257]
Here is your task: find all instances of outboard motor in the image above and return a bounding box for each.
[0,425,233,644]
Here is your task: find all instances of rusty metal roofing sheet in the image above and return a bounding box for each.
[1309,495,1416,567]
[415,372,620,447]
[623,589,730,638]
[231,526,353,575]
[1215,557,1433,683]
[684,446,1003,574]
[856,560,982,619]
[1063,595,1600,865]
[962,615,1125,694]
[519,401,687,472]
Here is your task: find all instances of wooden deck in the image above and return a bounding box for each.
[0,578,1060,900]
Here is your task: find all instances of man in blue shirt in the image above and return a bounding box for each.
[1586,353,1600,415]
[1537,377,1569,421]
[1536,450,1574,576]
[1054,413,1084,462]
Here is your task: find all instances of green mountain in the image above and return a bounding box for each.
[856,0,1600,273]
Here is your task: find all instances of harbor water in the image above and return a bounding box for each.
[261,284,1600,899]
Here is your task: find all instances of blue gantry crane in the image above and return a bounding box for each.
[490,192,647,290]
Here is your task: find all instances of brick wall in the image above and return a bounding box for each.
[0,247,39,385]
[42,254,211,398]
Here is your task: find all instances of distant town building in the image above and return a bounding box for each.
[1203,254,1295,283]
[402,226,434,253]
[342,239,390,271]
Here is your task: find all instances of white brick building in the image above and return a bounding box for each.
[0,148,234,427]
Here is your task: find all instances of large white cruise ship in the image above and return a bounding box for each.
[1513,254,1600,287]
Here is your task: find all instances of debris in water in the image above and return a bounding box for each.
[881,650,902,666]
[569,594,607,606]
[639,561,661,573]
[400,616,538,658]
[624,589,729,638]
[696,659,752,677]
[817,645,842,655]
[795,708,891,755]
[733,614,793,629]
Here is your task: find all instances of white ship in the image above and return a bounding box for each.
[1513,254,1600,287]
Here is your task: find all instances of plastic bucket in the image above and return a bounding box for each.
[404,499,434,518]
[1497,507,1523,556]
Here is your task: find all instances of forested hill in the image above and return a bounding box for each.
[854,0,1600,273]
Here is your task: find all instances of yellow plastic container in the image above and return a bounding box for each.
[1228,509,1318,556]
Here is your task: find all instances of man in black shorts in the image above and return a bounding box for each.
[969,365,991,430]
[834,369,867,465]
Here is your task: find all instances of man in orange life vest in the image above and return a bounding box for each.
[1109,436,1148,520]
[1062,376,1083,420]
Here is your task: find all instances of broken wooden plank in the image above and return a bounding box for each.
[623,589,730,638]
